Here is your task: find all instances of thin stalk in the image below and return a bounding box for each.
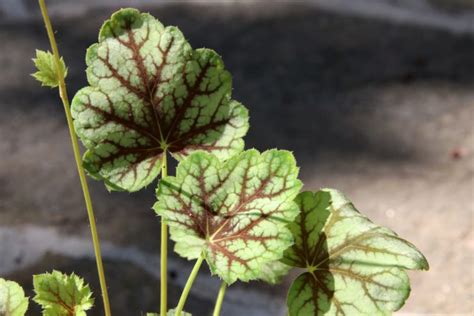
[160,151,168,315]
[37,1,111,315]
[212,281,227,316]
[175,254,205,316]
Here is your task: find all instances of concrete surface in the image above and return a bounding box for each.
[2,0,474,33]
[0,2,473,315]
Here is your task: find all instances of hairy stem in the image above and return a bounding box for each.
[175,254,205,316]
[160,151,168,315]
[212,281,227,316]
[37,1,111,315]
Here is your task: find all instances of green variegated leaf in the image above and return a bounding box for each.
[33,271,93,316]
[32,50,68,88]
[71,8,249,192]
[0,278,28,316]
[154,149,302,284]
[284,190,428,316]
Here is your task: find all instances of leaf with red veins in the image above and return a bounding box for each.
[154,149,302,284]
[283,190,429,316]
[33,270,93,316]
[71,8,248,192]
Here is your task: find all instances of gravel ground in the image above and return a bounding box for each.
[0,3,473,315]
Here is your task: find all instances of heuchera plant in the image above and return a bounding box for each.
[0,3,429,316]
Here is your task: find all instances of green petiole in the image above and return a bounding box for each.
[160,151,168,315]
[212,281,227,316]
[174,253,205,316]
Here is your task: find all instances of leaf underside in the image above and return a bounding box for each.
[283,190,429,316]
[154,149,302,284]
[72,8,249,192]
[0,278,28,316]
[33,270,94,316]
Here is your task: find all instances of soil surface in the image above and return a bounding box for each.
[0,3,473,315]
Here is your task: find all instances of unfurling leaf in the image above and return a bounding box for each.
[33,271,93,316]
[71,8,249,192]
[284,190,428,316]
[0,278,28,316]
[154,149,302,284]
[32,50,68,88]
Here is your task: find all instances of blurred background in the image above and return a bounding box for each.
[0,0,473,315]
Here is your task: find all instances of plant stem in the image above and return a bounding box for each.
[160,151,168,316]
[212,281,227,316]
[37,1,111,315]
[175,254,205,316]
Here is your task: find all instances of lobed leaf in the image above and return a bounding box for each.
[33,271,93,316]
[71,8,249,192]
[284,190,428,316]
[32,50,68,88]
[0,278,28,316]
[154,149,302,284]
